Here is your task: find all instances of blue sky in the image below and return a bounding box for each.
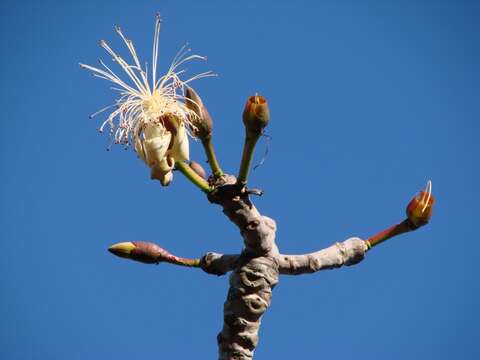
[1,0,478,359]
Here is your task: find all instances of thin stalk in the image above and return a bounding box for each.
[175,161,212,193]
[237,130,261,186]
[365,219,413,250]
[202,137,223,177]
[165,255,201,268]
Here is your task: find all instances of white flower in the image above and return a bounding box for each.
[80,13,214,185]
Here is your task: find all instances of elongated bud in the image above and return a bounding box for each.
[108,241,172,264]
[189,161,207,180]
[185,86,213,140]
[406,180,435,228]
[109,241,201,267]
[243,94,269,134]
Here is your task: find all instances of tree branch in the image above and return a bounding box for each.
[198,237,368,277]
[277,238,368,275]
[200,252,240,276]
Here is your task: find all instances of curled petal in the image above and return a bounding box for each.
[150,156,175,186]
[159,155,175,172]
[158,170,173,186]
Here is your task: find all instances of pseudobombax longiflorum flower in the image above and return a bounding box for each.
[80,13,214,186]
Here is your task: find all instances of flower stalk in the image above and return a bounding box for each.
[202,137,224,178]
[175,160,212,192]
[237,131,261,186]
[237,95,270,186]
[365,220,413,249]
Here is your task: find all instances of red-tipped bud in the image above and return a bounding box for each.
[185,86,213,140]
[189,161,207,180]
[406,180,435,228]
[108,241,173,264]
[242,94,269,134]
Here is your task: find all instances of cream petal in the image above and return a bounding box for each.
[144,123,166,139]
[158,155,175,172]
[134,137,147,163]
[170,124,190,161]
[160,171,173,186]
[150,164,173,186]
[144,132,172,166]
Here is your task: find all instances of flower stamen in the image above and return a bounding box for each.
[422,180,432,213]
[81,14,214,148]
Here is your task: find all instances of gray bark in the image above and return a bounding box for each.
[201,175,368,359]
[277,238,368,275]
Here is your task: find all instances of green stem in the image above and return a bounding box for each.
[202,137,223,177]
[237,130,261,186]
[175,161,212,193]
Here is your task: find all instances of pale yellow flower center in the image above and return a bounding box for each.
[142,91,182,123]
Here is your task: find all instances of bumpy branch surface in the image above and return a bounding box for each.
[277,238,368,275]
[200,253,240,276]
[200,238,367,277]
[203,175,367,360]
[207,175,279,360]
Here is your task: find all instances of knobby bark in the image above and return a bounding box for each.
[200,175,368,360]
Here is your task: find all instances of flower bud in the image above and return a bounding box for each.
[108,241,172,264]
[185,86,213,140]
[189,161,207,180]
[406,180,435,228]
[243,94,269,134]
[108,242,136,259]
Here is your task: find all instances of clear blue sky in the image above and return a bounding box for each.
[1,0,478,359]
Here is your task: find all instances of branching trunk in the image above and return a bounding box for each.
[200,175,368,359]
[88,19,435,360]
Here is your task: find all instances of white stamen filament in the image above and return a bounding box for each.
[422,180,432,213]
[81,13,214,148]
